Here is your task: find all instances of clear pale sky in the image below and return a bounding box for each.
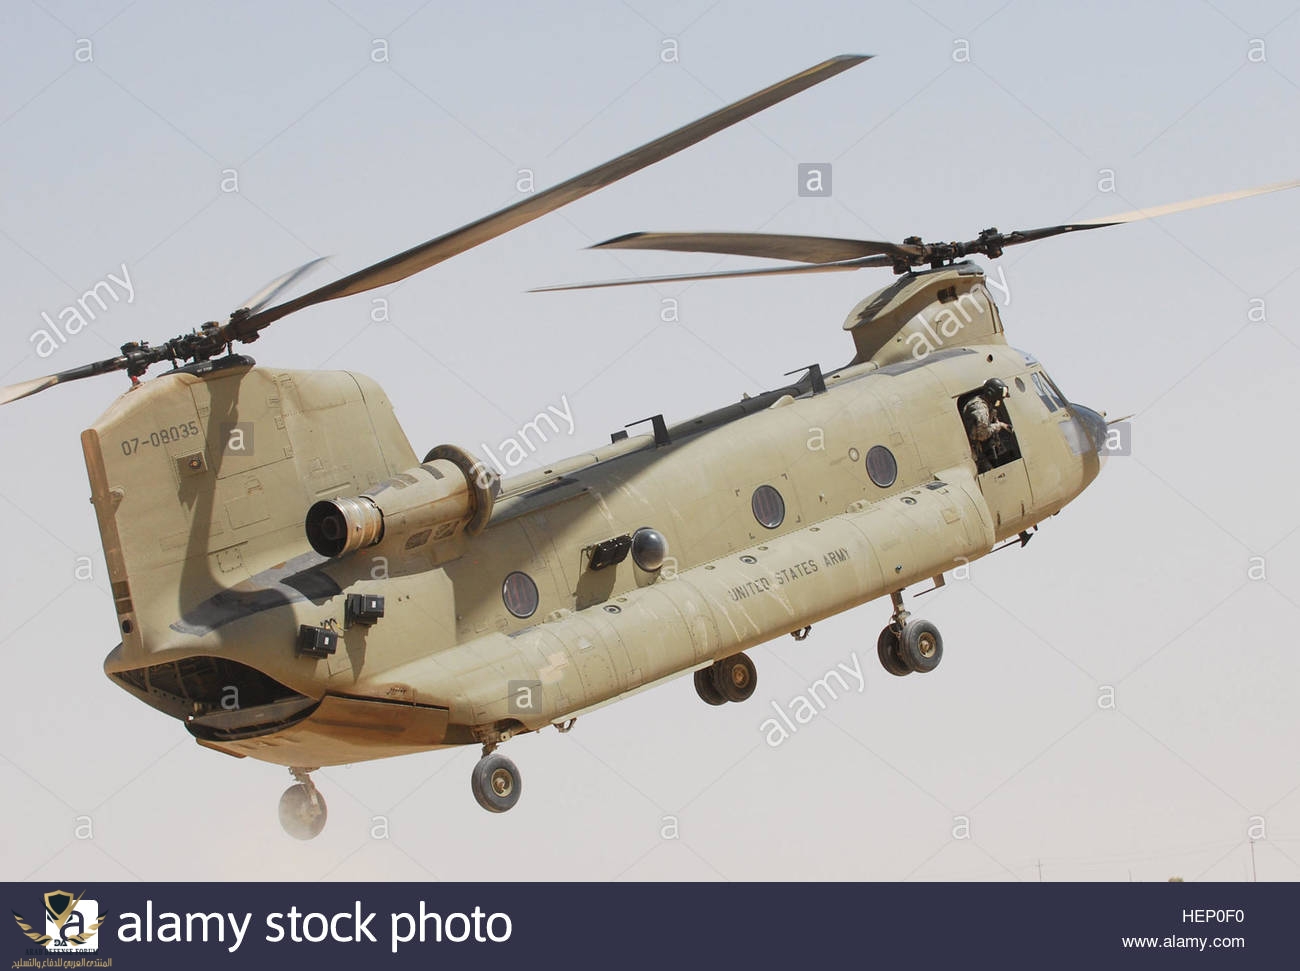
[1,0,1298,882]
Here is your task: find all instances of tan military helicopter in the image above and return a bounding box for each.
[3,54,1296,839]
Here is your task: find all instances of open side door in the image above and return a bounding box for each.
[957,388,1033,538]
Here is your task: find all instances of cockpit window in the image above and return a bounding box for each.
[1030,372,1058,412]
[1042,371,1068,408]
[1030,371,1067,413]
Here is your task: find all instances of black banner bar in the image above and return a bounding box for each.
[3,882,1293,969]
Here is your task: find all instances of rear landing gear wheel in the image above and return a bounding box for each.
[472,752,522,813]
[877,626,911,677]
[279,769,327,840]
[711,653,757,703]
[899,619,943,673]
[694,667,728,706]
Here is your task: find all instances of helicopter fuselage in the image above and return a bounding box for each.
[85,264,1106,768]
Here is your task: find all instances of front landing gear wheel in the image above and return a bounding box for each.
[899,619,943,673]
[694,667,728,706]
[877,626,911,677]
[472,753,522,813]
[279,781,327,840]
[712,653,757,703]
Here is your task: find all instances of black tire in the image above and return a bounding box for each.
[694,667,728,706]
[899,619,943,674]
[877,626,911,677]
[711,653,757,703]
[278,783,327,840]
[471,753,522,813]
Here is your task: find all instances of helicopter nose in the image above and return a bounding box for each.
[1069,403,1110,464]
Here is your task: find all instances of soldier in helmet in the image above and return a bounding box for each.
[962,378,1012,472]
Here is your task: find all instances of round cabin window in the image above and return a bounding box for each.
[751,485,786,529]
[865,445,898,488]
[502,571,539,618]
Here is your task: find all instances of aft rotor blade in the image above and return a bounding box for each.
[995,176,1300,248]
[239,256,329,313]
[0,355,129,405]
[234,54,871,338]
[531,255,892,292]
[594,230,921,264]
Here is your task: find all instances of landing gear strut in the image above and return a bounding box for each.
[693,652,758,704]
[877,591,943,676]
[279,767,327,840]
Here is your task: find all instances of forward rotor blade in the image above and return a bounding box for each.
[0,373,60,405]
[593,230,920,264]
[239,256,328,314]
[531,255,892,292]
[235,54,870,337]
[0,355,128,405]
[997,176,1300,248]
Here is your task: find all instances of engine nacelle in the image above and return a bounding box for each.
[305,444,496,558]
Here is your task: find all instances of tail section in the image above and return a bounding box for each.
[83,358,417,712]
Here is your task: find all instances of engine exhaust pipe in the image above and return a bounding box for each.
[305,494,384,558]
[304,444,497,559]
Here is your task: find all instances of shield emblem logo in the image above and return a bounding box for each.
[14,889,102,950]
[43,890,80,930]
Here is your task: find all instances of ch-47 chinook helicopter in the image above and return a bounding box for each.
[4,54,1297,840]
